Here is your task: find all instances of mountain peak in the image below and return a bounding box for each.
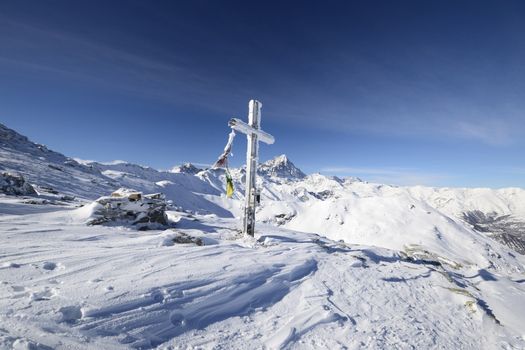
[274,154,288,163]
[258,154,306,179]
[171,163,203,175]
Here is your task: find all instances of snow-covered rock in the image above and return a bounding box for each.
[85,188,169,229]
[0,172,36,196]
[162,230,204,246]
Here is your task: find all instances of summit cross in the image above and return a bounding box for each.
[228,100,275,236]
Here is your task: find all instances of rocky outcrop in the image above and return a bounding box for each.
[87,188,169,229]
[463,210,525,255]
[0,172,37,196]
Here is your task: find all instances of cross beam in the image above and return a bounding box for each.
[229,118,275,145]
[229,100,274,236]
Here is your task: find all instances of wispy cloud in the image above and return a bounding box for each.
[2,14,524,148]
[455,120,514,145]
[275,100,524,147]
[320,166,451,187]
[502,167,525,175]
[264,42,525,147]
[0,16,241,114]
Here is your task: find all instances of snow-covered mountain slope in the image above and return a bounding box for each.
[2,122,525,256]
[249,176,525,262]
[0,123,115,199]
[2,122,525,348]
[1,203,524,349]
[194,166,525,260]
[0,124,229,215]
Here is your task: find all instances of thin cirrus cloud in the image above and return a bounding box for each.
[320,166,451,187]
[273,98,521,147]
[1,13,524,149]
[454,119,516,146]
[0,17,238,113]
[263,63,524,147]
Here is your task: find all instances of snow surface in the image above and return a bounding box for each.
[1,201,525,349]
[1,122,525,349]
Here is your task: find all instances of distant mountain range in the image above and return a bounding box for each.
[1,122,525,255]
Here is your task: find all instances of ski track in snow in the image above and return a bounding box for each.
[1,202,525,349]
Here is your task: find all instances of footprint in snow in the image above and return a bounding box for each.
[2,262,21,268]
[58,305,83,323]
[350,259,364,268]
[119,334,138,344]
[150,290,165,303]
[29,287,58,301]
[11,338,53,350]
[42,262,62,270]
[10,286,27,299]
[169,312,187,327]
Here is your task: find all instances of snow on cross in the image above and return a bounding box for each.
[229,100,274,236]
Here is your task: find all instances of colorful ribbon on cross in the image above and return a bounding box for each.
[212,130,236,169]
[225,171,234,198]
[213,130,236,198]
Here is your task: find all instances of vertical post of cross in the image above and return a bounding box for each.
[243,100,261,236]
[228,100,274,237]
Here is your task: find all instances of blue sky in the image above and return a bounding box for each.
[0,1,524,188]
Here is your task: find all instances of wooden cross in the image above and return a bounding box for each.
[229,100,275,236]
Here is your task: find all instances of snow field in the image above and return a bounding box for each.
[1,201,524,349]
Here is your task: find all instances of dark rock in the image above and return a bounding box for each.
[170,232,203,246]
[0,172,37,196]
[40,186,59,195]
[308,190,334,200]
[48,164,64,171]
